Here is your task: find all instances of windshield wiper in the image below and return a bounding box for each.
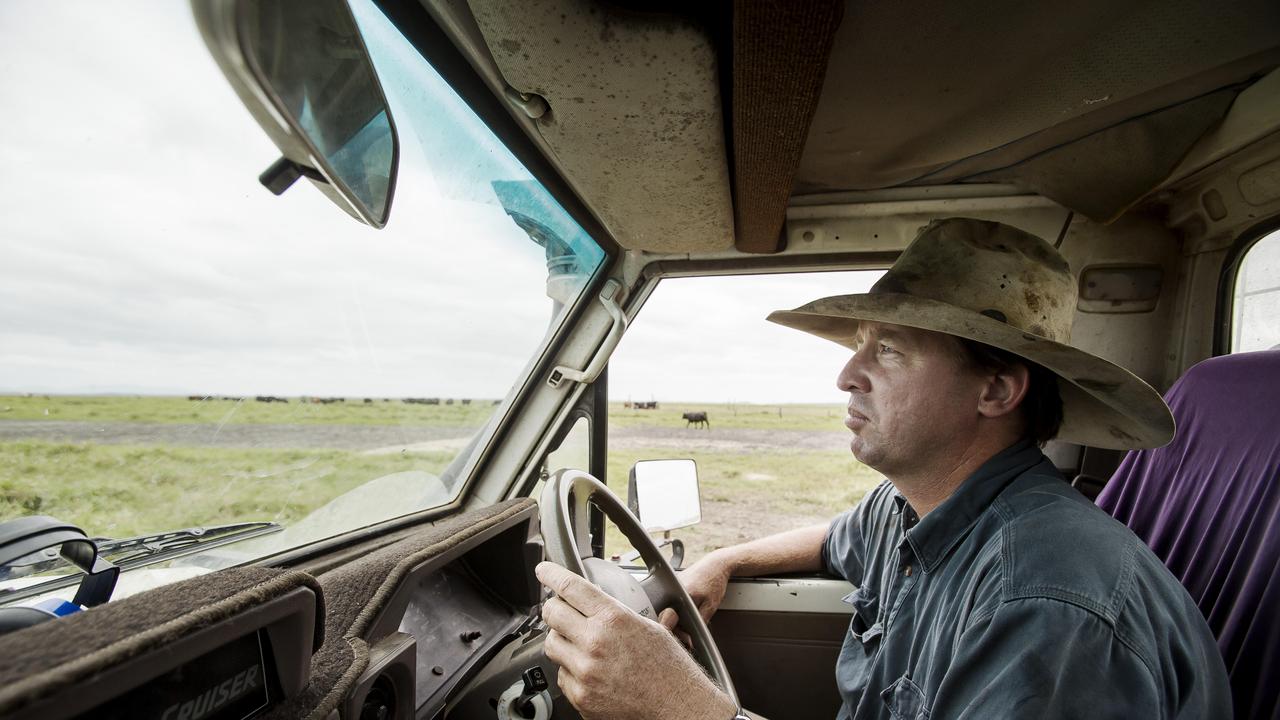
[92,521,283,566]
[0,521,283,603]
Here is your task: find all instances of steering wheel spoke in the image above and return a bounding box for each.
[639,569,677,610]
[569,490,595,561]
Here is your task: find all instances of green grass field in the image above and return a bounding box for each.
[0,440,455,537]
[0,394,496,426]
[1,396,876,558]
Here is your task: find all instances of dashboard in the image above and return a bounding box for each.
[394,552,557,719]
[0,499,569,720]
[303,498,559,720]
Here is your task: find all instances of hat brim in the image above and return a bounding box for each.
[767,292,1174,450]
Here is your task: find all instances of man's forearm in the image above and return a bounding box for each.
[706,522,830,577]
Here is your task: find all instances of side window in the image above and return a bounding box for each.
[604,271,886,565]
[1231,230,1280,353]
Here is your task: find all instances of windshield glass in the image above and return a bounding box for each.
[0,0,607,589]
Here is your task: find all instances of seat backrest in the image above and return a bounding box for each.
[1097,350,1280,720]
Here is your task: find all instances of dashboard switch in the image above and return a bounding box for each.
[522,666,549,694]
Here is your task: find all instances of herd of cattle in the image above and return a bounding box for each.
[624,402,712,428]
[185,396,497,406]
[183,395,709,427]
[623,400,659,409]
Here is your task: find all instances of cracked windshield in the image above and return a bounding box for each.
[0,1,606,590]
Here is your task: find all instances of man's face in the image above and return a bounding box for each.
[837,322,984,475]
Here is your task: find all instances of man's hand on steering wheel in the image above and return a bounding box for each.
[671,551,735,625]
[657,553,733,648]
[537,562,737,720]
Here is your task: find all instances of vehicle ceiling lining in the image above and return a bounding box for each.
[795,0,1280,224]
[453,0,1280,254]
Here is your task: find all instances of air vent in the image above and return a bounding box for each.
[345,633,417,720]
[359,674,398,720]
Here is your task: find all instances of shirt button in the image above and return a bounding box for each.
[904,564,913,577]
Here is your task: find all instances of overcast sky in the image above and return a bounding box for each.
[0,1,879,404]
[9,4,1268,405]
[610,272,880,404]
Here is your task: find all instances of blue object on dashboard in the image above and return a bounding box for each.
[32,598,82,618]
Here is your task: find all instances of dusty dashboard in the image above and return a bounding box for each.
[0,499,558,720]
[384,533,555,719]
[320,498,558,720]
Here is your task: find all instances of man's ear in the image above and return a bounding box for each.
[977,362,1030,419]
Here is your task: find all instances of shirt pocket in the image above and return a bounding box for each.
[835,585,883,702]
[843,585,882,646]
[880,673,931,720]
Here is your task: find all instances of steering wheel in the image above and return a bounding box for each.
[538,468,738,707]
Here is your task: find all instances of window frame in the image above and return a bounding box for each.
[594,261,895,564]
[1215,217,1280,355]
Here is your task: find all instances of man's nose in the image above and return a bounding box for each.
[837,349,870,393]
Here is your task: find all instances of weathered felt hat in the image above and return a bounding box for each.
[767,217,1174,449]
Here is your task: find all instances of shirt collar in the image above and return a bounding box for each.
[895,439,1045,573]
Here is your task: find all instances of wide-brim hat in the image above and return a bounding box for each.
[767,217,1174,450]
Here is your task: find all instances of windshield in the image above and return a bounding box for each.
[0,0,607,589]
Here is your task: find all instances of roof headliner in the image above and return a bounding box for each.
[795,0,1280,223]
[457,0,1280,253]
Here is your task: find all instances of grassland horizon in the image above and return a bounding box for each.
[0,395,849,431]
[2,395,875,561]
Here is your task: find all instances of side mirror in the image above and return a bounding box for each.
[192,0,399,227]
[627,459,702,533]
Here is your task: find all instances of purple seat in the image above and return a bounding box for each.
[1097,350,1280,720]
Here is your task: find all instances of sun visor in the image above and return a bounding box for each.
[467,0,734,253]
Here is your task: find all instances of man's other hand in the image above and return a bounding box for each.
[535,561,737,720]
[671,550,734,625]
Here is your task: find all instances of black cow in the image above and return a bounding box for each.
[682,411,709,429]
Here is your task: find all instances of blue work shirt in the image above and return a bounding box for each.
[821,440,1231,719]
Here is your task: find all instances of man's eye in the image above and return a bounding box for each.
[878,343,897,355]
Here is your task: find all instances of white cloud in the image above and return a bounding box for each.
[0,2,886,405]
[0,1,573,398]
[609,272,884,404]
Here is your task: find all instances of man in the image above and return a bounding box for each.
[537,218,1231,719]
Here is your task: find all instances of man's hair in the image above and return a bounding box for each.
[953,338,1064,445]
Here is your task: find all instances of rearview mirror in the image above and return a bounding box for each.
[627,459,702,533]
[193,0,399,227]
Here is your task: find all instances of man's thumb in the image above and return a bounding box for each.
[658,608,679,631]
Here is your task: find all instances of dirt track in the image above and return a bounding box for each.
[0,420,850,454]
[0,420,471,451]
